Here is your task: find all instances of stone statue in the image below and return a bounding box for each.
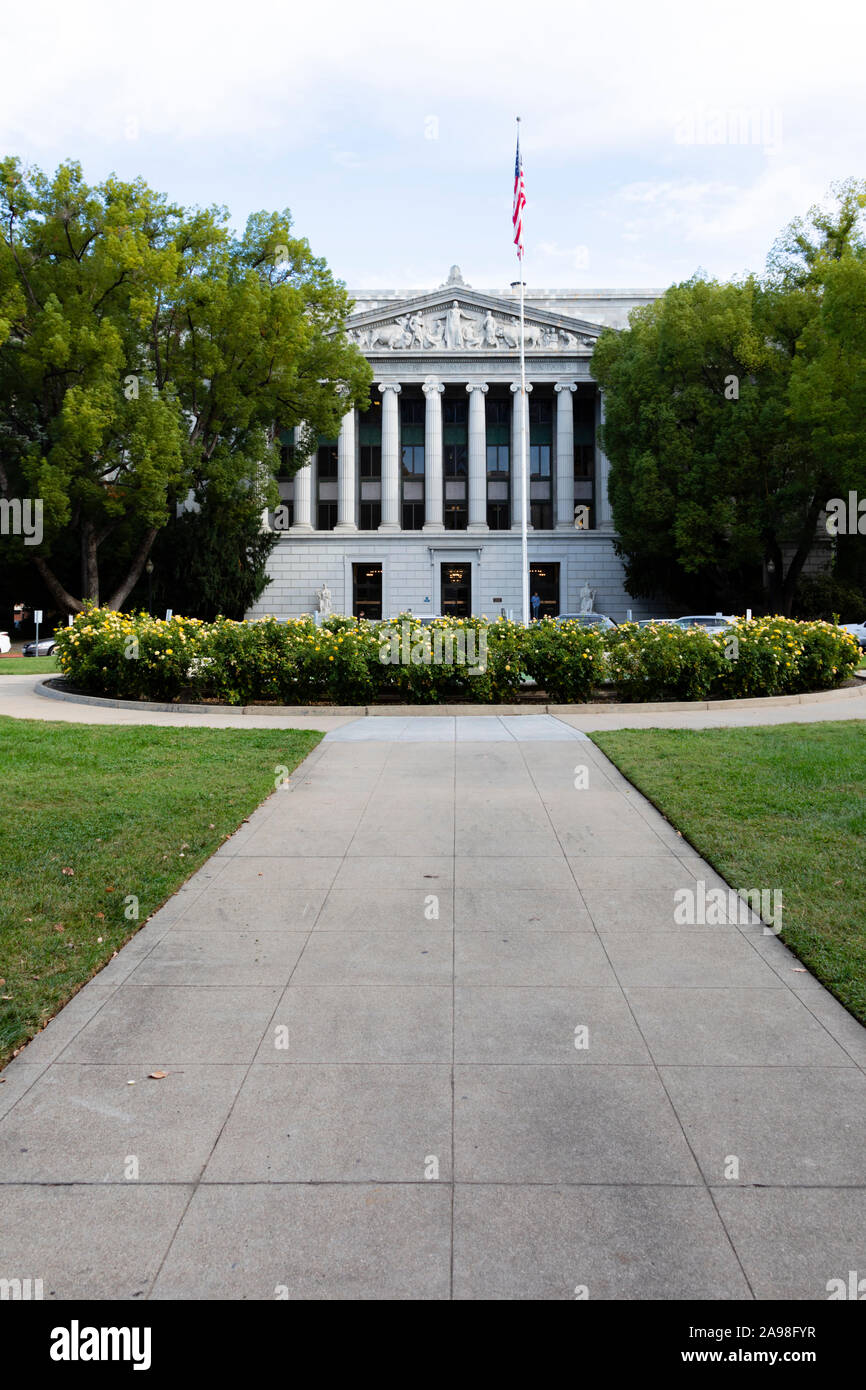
[316,582,332,616]
[407,313,425,347]
[482,310,499,347]
[424,318,445,347]
[444,300,466,349]
[369,319,412,349]
[579,581,595,614]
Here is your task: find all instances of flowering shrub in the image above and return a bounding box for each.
[53,608,860,705]
[605,623,728,702]
[373,616,526,703]
[54,611,208,702]
[521,618,606,702]
[607,616,860,702]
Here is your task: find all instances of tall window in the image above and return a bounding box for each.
[353,563,382,620]
[529,396,553,529]
[316,440,338,531]
[573,390,596,529]
[359,396,382,529]
[274,427,295,529]
[486,396,510,530]
[443,396,468,530]
[278,427,295,478]
[400,396,425,530]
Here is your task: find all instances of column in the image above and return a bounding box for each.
[422,378,444,532]
[554,381,577,529]
[335,406,357,531]
[466,381,488,532]
[510,380,532,530]
[378,381,401,532]
[290,424,314,531]
[596,388,613,529]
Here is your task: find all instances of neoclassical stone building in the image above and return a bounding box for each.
[250,267,664,622]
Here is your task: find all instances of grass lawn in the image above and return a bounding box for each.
[0,656,59,675]
[592,721,866,1026]
[0,717,323,1067]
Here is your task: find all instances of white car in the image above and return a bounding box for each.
[841,621,866,650]
[0,631,10,653]
[555,612,617,632]
[672,614,738,633]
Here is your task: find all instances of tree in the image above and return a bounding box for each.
[766,178,866,288]
[0,159,371,613]
[141,489,277,622]
[592,182,866,615]
[592,275,776,610]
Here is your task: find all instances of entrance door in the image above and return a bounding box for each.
[440,563,472,617]
[353,563,382,620]
[529,562,560,618]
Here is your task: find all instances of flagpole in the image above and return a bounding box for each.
[515,117,529,627]
[520,255,529,627]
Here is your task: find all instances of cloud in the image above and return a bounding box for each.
[537,241,591,270]
[1,0,862,289]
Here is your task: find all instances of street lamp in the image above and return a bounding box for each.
[145,559,154,615]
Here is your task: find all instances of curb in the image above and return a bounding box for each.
[34,677,866,718]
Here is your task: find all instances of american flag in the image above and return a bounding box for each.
[512,133,525,260]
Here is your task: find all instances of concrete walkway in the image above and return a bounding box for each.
[2,720,866,1300]
[1,670,866,731]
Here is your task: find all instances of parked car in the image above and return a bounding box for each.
[0,631,10,653]
[671,614,738,633]
[841,621,866,650]
[555,612,617,631]
[636,618,677,628]
[22,637,57,656]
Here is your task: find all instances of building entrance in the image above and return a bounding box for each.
[440,563,472,617]
[529,562,560,618]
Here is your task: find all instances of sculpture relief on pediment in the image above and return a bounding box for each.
[347,301,596,352]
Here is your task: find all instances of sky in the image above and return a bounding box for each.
[1,0,863,294]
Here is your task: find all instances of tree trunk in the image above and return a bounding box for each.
[106,527,159,611]
[31,557,84,616]
[81,521,100,605]
[780,496,825,617]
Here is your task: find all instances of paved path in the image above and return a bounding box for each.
[2,721,865,1300]
[1,671,866,731]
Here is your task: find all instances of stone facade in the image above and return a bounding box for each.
[249,268,668,622]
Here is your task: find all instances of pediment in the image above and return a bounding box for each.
[344,289,601,354]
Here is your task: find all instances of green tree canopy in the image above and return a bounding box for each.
[0,159,372,613]
[592,181,866,615]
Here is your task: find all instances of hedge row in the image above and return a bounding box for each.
[53,610,860,705]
